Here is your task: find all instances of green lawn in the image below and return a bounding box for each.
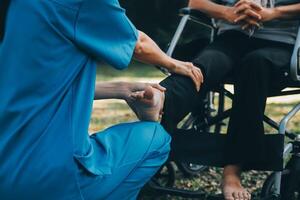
[96,61,166,81]
[90,62,300,200]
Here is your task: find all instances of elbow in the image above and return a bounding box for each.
[188,0,204,9]
[188,0,197,8]
[134,31,150,58]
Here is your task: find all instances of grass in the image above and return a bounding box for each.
[96,61,166,82]
[90,61,166,132]
[90,62,300,199]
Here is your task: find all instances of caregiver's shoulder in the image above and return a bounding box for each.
[45,0,117,10]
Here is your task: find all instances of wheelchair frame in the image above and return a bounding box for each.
[146,7,300,200]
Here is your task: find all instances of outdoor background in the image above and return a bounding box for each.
[89,1,300,199]
[90,63,300,200]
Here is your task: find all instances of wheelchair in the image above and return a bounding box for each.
[140,5,300,200]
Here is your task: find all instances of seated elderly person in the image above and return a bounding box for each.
[126,0,300,199]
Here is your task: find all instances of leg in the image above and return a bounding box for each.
[161,31,249,132]
[78,122,171,200]
[227,44,293,165]
[223,43,293,200]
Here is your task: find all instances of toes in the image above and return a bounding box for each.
[237,191,242,200]
[239,191,251,200]
[245,192,251,200]
[224,193,235,200]
[233,191,239,199]
[240,191,247,199]
[235,191,250,200]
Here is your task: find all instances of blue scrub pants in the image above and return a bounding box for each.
[77,122,171,200]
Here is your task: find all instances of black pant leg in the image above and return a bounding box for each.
[226,43,294,166]
[160,31,248,132]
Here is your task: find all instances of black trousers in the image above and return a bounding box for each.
[160,31,294,166]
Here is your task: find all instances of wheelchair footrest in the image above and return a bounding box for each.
[170,129,285,171]
[148,182,223,199]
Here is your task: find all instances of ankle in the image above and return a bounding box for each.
[223,165,242,179]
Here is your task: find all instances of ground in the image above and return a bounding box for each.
[89,62,300,200]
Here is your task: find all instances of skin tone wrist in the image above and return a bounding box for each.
[272,6,286,20]
[269,7,280,21]
[166,57,178,71]
[222,6,235,22]
[133,31,203,91]
[273,4,300,20]
[189,0,232,21]
[94,82,166,101]
[94,82,131,100]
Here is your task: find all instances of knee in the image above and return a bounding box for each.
[194,50,232,70]
[148,123,171,166]
[134,122,171,156]
[193,50,233,81]
[241,51,271,72]
[138,122,171,162]
[152,123,171,154]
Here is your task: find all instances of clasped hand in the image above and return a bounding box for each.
[225,0,277,31]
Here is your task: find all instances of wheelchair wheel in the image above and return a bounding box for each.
[175,101,210,177]
[138,162,176,199]
[153,162,176,187]
[176,162,208,177]
[261,170,300,200]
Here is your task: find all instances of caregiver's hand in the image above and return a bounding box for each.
[134,31,203,92]
[128,82,166,93]
[168,59,203,92]
[126,84,166,121]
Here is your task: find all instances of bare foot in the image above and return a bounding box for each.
[126,86,165,121]
[222,165,251,200]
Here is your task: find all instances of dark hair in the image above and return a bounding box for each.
[0,0,11,41]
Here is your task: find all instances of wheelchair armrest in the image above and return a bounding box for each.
[290,25,300,81]
[179,7,216,28]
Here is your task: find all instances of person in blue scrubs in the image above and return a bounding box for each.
[0,0,203,200]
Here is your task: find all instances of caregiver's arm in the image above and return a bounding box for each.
[134,31,203,91]
[94,82,165,100]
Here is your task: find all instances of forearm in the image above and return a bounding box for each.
[94,82,152,100]
[133,31,176,71]
[94,82,131,100]
[188,0,229,20]
[133,31,204,91]
[273,3,300,20]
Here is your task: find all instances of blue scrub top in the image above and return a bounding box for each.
[0,0,138,199]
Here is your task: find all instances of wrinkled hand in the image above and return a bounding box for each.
[234,0,277,30]
[223,6,246,24]
[129,83,165,99]
[222,0,261,31]
[127,85,165,122]
[169,60,204,92]
[234,0,262,29]
[128,82,166,93]
[146,83,166,93]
